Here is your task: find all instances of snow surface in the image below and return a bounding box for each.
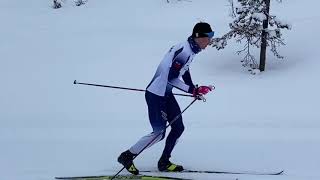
[1,0,320,180]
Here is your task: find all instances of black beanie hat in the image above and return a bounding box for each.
[192,22,213,38]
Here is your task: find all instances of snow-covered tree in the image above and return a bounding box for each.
[52,0,87,8]
[75,0,87,6]
[212,0,291,73]
[53,0,62,9]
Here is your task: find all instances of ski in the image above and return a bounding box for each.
[140,169,284,176]
[55,174,191,180]
[55,169,283,180]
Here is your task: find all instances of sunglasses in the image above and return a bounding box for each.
[205,31,215,38]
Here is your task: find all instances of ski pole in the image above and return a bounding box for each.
[110,98,199,180]
[74,80,193,97]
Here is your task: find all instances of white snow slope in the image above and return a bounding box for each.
[1,0,320,180]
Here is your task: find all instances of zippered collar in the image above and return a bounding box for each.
[187,36,201,54]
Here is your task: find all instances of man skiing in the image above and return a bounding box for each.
[117,22,214,175]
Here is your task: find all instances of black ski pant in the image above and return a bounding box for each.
[146,91,185,159]
[129,91,184,160]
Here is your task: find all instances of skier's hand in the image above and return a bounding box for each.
[193,85,213,100]
[193,85,213,96]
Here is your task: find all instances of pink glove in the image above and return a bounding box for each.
[193,85,213,97]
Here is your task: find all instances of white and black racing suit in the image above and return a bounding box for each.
[129,37,201,160]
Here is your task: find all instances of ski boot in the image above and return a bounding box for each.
[117,150,139,175]
[158,157,184,172]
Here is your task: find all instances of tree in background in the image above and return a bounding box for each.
[75,0,87,6]
[52,0,87,9]
[212,0,291,74]
[53,0,62,9]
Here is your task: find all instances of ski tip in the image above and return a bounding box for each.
[74,80,77,84]
[277,170,285,175]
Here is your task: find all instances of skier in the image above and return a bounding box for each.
[117,22,215,175]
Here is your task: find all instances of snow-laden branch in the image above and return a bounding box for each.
[211,0,291,72]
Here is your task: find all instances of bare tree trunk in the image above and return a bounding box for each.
[259,0,270,71]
